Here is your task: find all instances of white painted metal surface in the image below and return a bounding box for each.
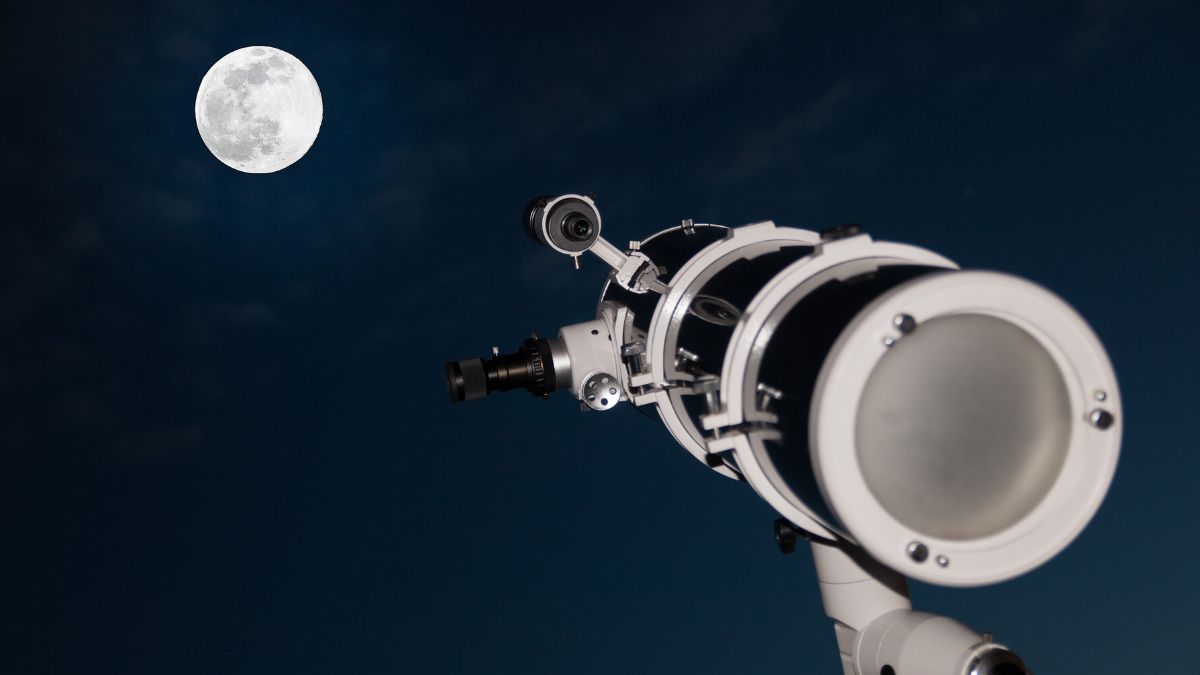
[811,270,1122,585]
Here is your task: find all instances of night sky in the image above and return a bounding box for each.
[4,1,1199,673]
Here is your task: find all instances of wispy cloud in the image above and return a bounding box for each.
[363,0,794,226]
[701,79,880,189]
[1061,0,1134,65]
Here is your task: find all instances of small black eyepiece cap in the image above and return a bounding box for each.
[445,358,487,403]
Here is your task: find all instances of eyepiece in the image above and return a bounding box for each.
[561,212,595,242]
[521,193,601,253]
[444,336,567,403]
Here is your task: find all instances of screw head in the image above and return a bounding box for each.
[1090,409,1115,430]
[820,222,862,241]
[892,313,916,334]
[774,519,800,555]
[907,541,929,563]
[936,555,950,567]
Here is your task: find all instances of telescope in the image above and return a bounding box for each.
[444,194,1121,675]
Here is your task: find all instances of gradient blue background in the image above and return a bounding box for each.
[4,1,1198,673]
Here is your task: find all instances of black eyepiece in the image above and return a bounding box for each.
[444,336,564,403]
[521,194,600,253]
[561,212,595,242]
[445,359,485,403]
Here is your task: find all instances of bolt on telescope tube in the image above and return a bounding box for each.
[444,336,567,403]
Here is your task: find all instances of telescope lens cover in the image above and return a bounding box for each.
[855,313,1072,541]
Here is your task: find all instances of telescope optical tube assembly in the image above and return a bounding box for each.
[444,194,1122,675]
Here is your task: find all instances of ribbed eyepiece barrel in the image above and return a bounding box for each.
[444,336,562,403]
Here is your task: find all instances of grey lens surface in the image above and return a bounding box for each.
[854,314,1072,540]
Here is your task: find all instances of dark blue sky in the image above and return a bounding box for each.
[3,1,1198,673]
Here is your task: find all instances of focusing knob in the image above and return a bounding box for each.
[581,372,621,411]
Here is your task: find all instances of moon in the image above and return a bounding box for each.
[195,46,322,173]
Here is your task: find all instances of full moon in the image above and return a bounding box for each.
[195,46,323,173]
